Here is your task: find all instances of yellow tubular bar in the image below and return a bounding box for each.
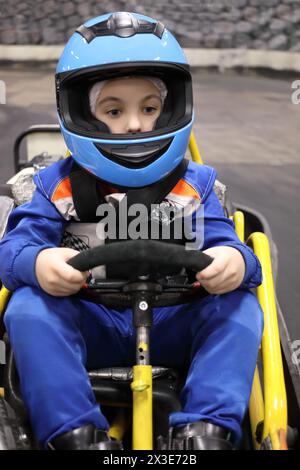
[249,367,265,450]
[131,365,153,450]
[232,211,245,244]
[232,212,265,449]
[0,286,11,398]
[189,130,203,164]
[0,285,11,317]
[247,233,288,450]
[108,409,128,441]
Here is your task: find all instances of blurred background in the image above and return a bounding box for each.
[1,0,300,49]
[0,0,299,339]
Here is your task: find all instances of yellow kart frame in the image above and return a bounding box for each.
[0,129,290,450]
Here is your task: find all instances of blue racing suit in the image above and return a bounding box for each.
[0,158,263,448]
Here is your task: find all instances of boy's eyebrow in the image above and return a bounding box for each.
[97,94,161,106]
[142,94,161,101]
[97,96,123,105]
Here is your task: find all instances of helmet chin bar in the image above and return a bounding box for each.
[94,137,173,169]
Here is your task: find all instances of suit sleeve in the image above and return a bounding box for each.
[0,185,66,291]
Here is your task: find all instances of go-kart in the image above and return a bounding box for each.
[0,127,299,450]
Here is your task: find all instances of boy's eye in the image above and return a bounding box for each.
[143,106,158,115]
[107,109,121,117]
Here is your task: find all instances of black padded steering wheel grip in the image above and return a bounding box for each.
[67,240,213,273]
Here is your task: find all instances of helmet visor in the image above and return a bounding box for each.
[56,62,193,141]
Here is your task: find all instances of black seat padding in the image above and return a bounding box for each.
[89,367,181,413]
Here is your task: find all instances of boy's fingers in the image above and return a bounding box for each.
[56,262,89,283]
[201,272,226,290]
[196,260,225,281]
[46,277,84,293]
[200,266,237,294]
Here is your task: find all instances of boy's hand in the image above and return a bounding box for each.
[196,246,245,295]
[35,247,89,297]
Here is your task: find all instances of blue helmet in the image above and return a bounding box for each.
[56,12,193,187]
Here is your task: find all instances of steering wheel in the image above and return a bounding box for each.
[67,240,213,307]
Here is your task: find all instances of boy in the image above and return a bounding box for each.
[0,12,263,450]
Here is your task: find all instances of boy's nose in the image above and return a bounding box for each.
[127,115,142,133]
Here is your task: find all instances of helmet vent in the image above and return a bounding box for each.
[76,12,165,43]
[94,137,173,169]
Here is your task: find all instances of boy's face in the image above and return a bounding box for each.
[93,77,163,134]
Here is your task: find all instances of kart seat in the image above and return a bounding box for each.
[3,344,182,426]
